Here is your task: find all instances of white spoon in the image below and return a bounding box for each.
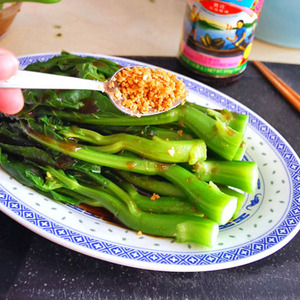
[0,68,186,117]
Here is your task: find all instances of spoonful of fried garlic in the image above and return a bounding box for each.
[0,66,188,117]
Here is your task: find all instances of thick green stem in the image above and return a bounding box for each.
[51,104,243,160]
[232,140,248,161]
[118,170,247,219]
[176,220,218,246]
[161,165,237,225]
[72,166,138,214]
[117,170,185,198]
[23,126,237,224]
[219,187,246,219]
[185,102,249,134]
[51,108,181,126]
[193,160,258,193]
[133,125,195,141]
[131,192,199,216]
[108,171,201,216]
[60,126,207,164]
[47,167,218,246]
[66,125,195,141]
[180,106,244,161]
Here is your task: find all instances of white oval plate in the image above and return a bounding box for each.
[1,53,299,272]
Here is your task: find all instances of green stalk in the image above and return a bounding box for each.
[133,195,201,216]
[180,105,244,161]
[175,220,218,244]
[50,189,100,207]
[160,165,237,225]
[219,187,246,219]
[50,104,243,160]
[107,171,201,216]
[22,126,237,224]
[89,125,195,141]
[0,149,218,246]
[59,126,207,164]
[117,170,185,198]
[65,161,203,217]
[193,160,258,193]
[46,167,218,247]
[131,125,195,141]
[185,102,249,134]
[118,170,247,219]
[51,108,181,126]
[232,140,248,161]
[71,165,138,214]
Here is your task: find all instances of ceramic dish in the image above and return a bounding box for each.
[0,53,299,272]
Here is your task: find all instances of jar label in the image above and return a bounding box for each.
[179,0,264,77]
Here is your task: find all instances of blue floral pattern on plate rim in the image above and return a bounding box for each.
[0,53,299,272]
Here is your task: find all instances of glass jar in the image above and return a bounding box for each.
[178,0,264,84]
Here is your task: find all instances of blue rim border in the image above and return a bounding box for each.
[0,53,299,271]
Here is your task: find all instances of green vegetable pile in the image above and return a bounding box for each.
[0,52,258,247]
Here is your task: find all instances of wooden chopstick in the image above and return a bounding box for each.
[253,61,300,113]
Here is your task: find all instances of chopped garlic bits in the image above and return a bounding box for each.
[168,147,175,157]
[114,66,188,115]
[150,193,160,201]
